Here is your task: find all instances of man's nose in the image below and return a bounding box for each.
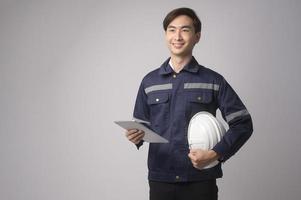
[175,30,183,40]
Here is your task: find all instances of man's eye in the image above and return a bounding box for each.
[168,29,175,32]
[182,29,190,32]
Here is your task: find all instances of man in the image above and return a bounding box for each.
[125,7,253,200]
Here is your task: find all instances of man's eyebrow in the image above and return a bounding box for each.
[167,25,193,29]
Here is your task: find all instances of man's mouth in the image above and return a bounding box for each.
[172,43,185,49]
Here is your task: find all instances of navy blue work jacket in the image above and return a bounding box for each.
[133,57,253,182]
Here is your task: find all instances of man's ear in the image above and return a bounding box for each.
[195,32,201,43]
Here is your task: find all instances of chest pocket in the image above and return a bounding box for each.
[147,93,170,128]
[187,92,212,104]
[147,93,169,105]
[186,92,215,119]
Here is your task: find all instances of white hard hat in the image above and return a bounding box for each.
[188,111,226,169]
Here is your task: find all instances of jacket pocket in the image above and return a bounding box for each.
[186,92,214,119]
[147,93,169,105]
[147,93,170,130]
[187,92,212,104]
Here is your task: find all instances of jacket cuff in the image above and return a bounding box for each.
[212,144,228,162]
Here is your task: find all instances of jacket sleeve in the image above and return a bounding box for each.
[132,80,150,149]
[212,77,253,162]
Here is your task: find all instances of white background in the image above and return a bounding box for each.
[1,0,301,199]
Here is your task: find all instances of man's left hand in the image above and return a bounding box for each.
[188,149,220,170]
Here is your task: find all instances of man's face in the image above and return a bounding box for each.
[165,15,200,58]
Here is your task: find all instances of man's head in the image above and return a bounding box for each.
[163,7,202,34]
[163,8,201,58]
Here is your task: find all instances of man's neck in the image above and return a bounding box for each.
[170,55,192,73]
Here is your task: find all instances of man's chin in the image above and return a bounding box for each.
[170,49,184,55]
[170,51,190,58]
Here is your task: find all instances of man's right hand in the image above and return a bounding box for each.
[125,129,145,144]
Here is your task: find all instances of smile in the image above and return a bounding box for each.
[172,43,185,48]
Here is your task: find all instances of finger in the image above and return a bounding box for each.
[131,132,144,141]
[193,163,201,169]
[129,131,145,141]
[188,153,196,160]
[190,149,202,154]
[136,130,145,135]
[137,132,145,139]
[127,132,141,140]
[194,165,203,170]
[126,129,141,137]
[189,150,197,156]
[132,133,145,144]
[189,159,197,165]
[132,137,143,144]
[192,160,204,168]
[126,129,138,135]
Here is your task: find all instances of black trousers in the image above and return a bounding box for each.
[149,179,218,200]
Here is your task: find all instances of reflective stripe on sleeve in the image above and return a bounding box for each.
[184,83,220,91]
[144,83,172,94]
[226,109,249,123]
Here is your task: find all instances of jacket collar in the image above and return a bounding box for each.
[159,56,200,75]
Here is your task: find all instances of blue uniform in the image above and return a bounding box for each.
[133,57,253,182]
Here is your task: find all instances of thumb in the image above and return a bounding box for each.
[190,149,198,154]
[188,152,195,159]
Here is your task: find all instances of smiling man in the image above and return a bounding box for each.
[165,15,200,72]
[125,7,253,200]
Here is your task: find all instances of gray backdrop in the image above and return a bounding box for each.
[1,0,301,199]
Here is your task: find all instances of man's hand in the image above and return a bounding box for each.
[125,129,145,144]
[188,149,220,170]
